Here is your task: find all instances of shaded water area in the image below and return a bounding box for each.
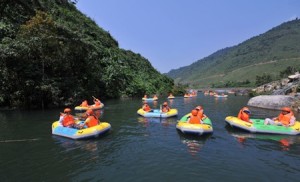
[0,94,300,181]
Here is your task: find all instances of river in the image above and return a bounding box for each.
[0,94,300,181]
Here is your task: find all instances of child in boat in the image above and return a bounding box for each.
[142,103,152,112]
[237,107,252,123]
[161,102,170,113]
[264,107,295,127]
[194,105,207,121]
[168,93,174,98]
[188,109,202,124]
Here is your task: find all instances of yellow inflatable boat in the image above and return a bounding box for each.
[176,114,213,135]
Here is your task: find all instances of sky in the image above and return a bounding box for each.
[76,0,300,73]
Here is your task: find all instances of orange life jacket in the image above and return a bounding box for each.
[86,115,98,128]
[197,110,204,120]
[237,110,250,122]
[62,115,75,127]
[278,112,294,125]
[189,115,201,124]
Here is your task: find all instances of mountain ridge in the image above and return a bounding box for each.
[167,19,300,88]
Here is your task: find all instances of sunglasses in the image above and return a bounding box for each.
[243,110,251,114]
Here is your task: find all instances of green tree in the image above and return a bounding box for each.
[279,66,299,78]
[0,1,175,109]
[255,73,272,86]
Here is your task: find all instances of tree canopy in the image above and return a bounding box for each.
[0,0,175,108]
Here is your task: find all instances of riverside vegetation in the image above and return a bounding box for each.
[2,1,300,109]
[0,0,187,109]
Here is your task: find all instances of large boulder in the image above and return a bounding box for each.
[247,95,295,110]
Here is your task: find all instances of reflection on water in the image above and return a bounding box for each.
[183,139,203,156]
[177,131,211,157]
[225,125,297,151]
[214,97,228,103]
[137,116,178,127]
[52,134,112,165]
[183,97,192,104]
[137,116,160,124]
[168,99,174,106]
[54,136,99,156]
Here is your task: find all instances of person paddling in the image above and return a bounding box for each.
[92,96,101,106]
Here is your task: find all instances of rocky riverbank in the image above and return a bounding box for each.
[249,73,300,112]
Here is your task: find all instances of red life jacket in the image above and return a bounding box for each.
[189,115,201,124]
[143,105,151,112]
[86,115,98,128]
[278,112,294,125]
[62,115,75,127]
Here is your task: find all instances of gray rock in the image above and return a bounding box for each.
[265,84,274,92]
[281,78,290,86]
[247,95,295,110]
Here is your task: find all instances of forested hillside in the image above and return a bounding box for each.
[167,19,300,88]
[0,0,174,109]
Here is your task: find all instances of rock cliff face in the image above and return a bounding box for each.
[249,73,300,111]
[253,78,299,95]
